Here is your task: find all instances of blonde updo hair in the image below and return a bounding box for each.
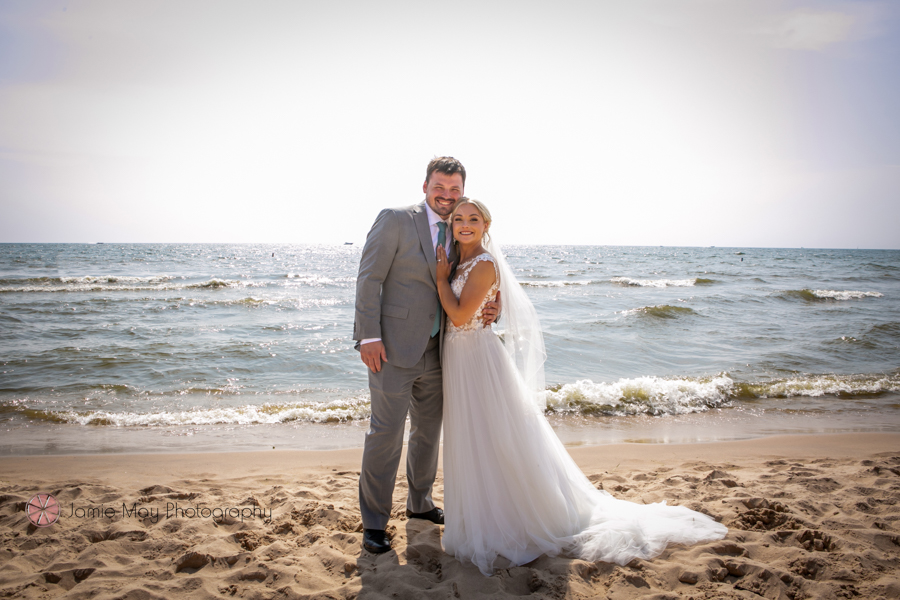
[451,197,492,245]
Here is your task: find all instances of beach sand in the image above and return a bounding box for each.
[1,433,899,599]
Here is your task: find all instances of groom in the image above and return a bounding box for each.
[354,156,497,554]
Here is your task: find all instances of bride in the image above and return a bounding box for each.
[434,198,727,576]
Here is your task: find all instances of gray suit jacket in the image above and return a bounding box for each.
[354,202,456,369]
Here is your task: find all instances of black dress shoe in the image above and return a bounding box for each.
[363,529,391,554]
[405,506,444,525]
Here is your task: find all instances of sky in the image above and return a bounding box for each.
[1,0,898,248]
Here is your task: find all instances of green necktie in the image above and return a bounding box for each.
[431,222,447,337]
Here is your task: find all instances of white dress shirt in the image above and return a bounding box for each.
[424,202,452,250]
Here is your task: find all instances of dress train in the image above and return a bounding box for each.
[441,253,727,576]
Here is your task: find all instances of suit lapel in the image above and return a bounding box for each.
[414,203,437,284]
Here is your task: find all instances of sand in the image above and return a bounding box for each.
[1,433,899,599]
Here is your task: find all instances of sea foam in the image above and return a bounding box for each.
[811,290,883,300]
[545,375,734,416]
[611,277,697,288]
[28,396,371,426]
[782,289,884,302]
[544,372,900,417]
[13,372,900,426]
[0,277,250,293]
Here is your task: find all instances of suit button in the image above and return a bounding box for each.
[429,314,435,319]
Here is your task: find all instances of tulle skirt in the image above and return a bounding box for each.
[441,327,727,576]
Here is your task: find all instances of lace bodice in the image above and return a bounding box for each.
[447,253,500,334]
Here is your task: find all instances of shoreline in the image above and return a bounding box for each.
[2,433,899,598]
[2,432,899,477]
[4,401,899,457]
[0,432,900,468]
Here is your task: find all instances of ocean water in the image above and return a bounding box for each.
[1,243,898,455]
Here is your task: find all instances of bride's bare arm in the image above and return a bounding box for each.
[436,250,497,327]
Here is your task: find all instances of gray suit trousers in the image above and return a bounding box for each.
[359,335,443,530]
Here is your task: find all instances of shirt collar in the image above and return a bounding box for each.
[423,202,446,228]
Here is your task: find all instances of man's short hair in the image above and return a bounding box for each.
[426,156,466,186]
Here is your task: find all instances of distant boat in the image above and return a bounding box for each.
[344,242,353,245]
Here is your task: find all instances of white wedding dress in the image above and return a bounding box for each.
[441,252,727,576]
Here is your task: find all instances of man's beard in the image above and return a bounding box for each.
[433,197,455,216]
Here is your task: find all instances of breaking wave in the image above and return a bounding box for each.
[521,280,596,288]
[0,276,251,293]
[285,274,355,287]
[0,274,359,293]
[0,275,174,285]
[544,372,900,417]
[545,375,734,416]
[734,373,900,399]
[520,277,716,289]
[611,277,698,288]
[20,396,372,426]
[15,373,898,426]
[781,289,884,302]
[188,278,237,289]
[620,305,696,319]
